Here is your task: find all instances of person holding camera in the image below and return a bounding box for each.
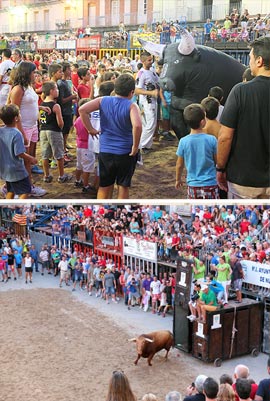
[183,374,208,401]
[127,275,140,310]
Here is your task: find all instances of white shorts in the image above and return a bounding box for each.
[76,148,95,173]
[60,270,68,280]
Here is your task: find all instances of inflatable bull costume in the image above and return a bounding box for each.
[139,28,246,138]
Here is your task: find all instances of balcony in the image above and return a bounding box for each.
[55,20,71,30]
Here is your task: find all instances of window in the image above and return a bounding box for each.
[44,9,49,30]
[143,0,147,15]
[111,0,119,25]
[88,3,96,27]
[34,11,39,31]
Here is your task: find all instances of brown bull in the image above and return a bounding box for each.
[128,330,174,366]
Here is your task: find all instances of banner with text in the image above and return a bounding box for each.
[241,260,270,288]
[123,236,157,262]
[129,32,160,48]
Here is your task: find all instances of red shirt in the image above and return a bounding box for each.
[239,221,250,234]
[71,72,79,89]
[98,207,105,215]
[35,82,43,105]
[215,225,225,235]
[78,83,91,99]
[172,236,180,247]
[98,259,106,267]
[232,382,258,401]
[256,250,266,263]
[90,66,97,75]
[84,208,92,218]
[171,277,176,295]
[203,212,212,220]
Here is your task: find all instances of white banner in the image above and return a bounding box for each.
[241,260,270,289]
[123,236,157,262]
[56,40,76,50]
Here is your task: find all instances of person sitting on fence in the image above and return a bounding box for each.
[187,281,202,321]
[254,19,266,38]
[196,283,218,323]
[237,27,250,42]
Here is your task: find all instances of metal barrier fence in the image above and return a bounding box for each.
[29,230,52,255]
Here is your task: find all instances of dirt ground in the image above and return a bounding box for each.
[0,288,193,401]
[0,132,186,200]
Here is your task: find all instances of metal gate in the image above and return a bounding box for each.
[29,230,52,254]
[124,255,157,275]
[262,299,270,354]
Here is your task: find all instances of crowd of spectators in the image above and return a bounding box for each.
[0,46,144,199]
[106,360,270,401]
[1,204,270,305]
[203,10,270,44]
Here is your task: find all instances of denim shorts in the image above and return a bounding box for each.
[105,286,115,295]
[75,272,83,282]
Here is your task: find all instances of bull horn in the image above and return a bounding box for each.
[177,28,195,55]
[138,38,166,58]
[144,338,154,343]
[128,338,137,342]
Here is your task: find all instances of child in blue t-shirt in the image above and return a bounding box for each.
[175,103,219,199]
[0,104,36,199]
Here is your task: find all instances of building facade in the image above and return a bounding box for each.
[0,0,268,35]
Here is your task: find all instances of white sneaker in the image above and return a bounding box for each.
[88,292,92,296]
[31,185,47,197]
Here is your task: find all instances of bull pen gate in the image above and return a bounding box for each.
[173,257,264,366]
[124,254,158,276]
[29,231,53,255]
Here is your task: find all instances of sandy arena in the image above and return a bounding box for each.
[0,280,267,401]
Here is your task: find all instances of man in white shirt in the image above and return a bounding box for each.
[135,51,159,153]
[39,245,50,275]
[0,49,14,106]
[58,255,69,287]
[150,275,161,314]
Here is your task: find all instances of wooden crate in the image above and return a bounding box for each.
[191,300,263,365]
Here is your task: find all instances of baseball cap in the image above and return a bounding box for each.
[201,284,208,291]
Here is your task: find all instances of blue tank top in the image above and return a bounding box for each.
[99,96,133,154]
